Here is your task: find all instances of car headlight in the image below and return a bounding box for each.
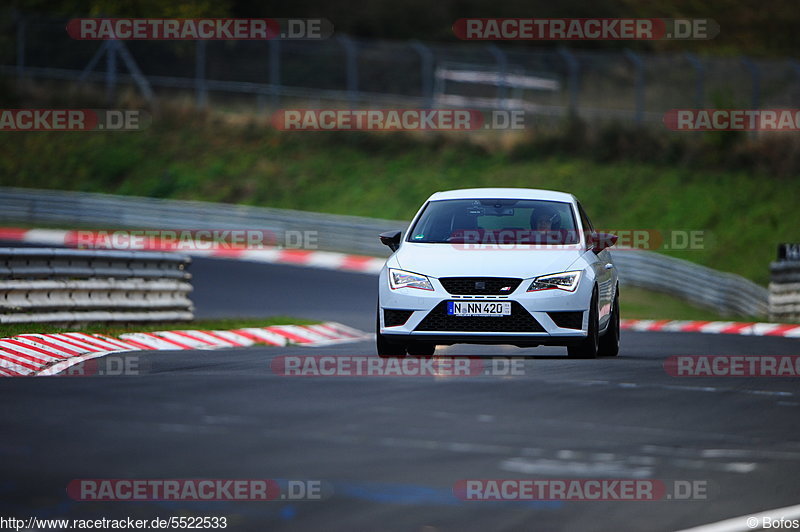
[527,270,582,292]
[389,268,434,291]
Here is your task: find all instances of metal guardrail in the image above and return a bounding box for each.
[613,250,768,318]
[0,187,769,318]
[0,187,402,257]
[770,261,800,321]
[0,247,193,323]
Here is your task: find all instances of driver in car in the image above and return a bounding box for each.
[530,205,563,244]
[531,205,561,231]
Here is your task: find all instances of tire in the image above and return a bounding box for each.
[376,308,406,358]
[598,288,620,357]
[567,288,599,359]
[407,343,436,357]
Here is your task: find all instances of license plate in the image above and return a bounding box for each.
[447,301,512,317]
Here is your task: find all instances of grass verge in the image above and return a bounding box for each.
[3,112,797,285]
[0,316,319,338]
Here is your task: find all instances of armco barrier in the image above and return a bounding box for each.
[613,249,768,318]
[0,187,401,257]
[0,247,193,323]
[770,261,800,322]
[0,187,769,318]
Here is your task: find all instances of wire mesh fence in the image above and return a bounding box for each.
[3,13,800,125]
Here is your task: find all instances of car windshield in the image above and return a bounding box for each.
[407,199,580,245]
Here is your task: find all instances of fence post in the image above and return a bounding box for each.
[684,52,705,108]
[113,40,155,104]
[558,47,579,118]
[410,40,433,108]
[105,38,117,105]
[624,49,644,125]
[15,12,25,81]
[486,44,508,107]
[79,40,108,83]
[790,60,800,106]
[269,38,281,109]
[195,40,208,109]
[337,35,358,107]
[740,56,761,109]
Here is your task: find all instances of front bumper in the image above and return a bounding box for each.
[378,271,593,347]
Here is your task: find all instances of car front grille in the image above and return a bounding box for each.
[384,309,414,327]
[415,301,545,332]
[439,277,522,295]
[548,311,584,329]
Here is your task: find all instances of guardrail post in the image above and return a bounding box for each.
[410,40,434,108]
[337,35,358,108]
[684,52,705,108]
[623,49,644,125]
[486,44,508,107]
[558,47,579,117]
[740,56,761,109]
[195,40,208,109]
[105,38,118,105]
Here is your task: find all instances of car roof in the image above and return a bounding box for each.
[426,187,577,203]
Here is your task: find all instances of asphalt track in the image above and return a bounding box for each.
[2,256,800,532]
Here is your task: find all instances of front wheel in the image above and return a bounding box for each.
[376,308,406,358]
[598,288,620,357]
[567,288,599,359]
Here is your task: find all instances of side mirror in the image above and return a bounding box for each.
[379,230,402,252]
[591,232,618,253]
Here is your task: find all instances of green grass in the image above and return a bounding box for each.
[0,316,318,338]
[2,113,798,285]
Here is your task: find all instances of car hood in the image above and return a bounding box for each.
[393,243,585,279]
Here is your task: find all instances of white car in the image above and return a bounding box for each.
[376,188,620,359]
